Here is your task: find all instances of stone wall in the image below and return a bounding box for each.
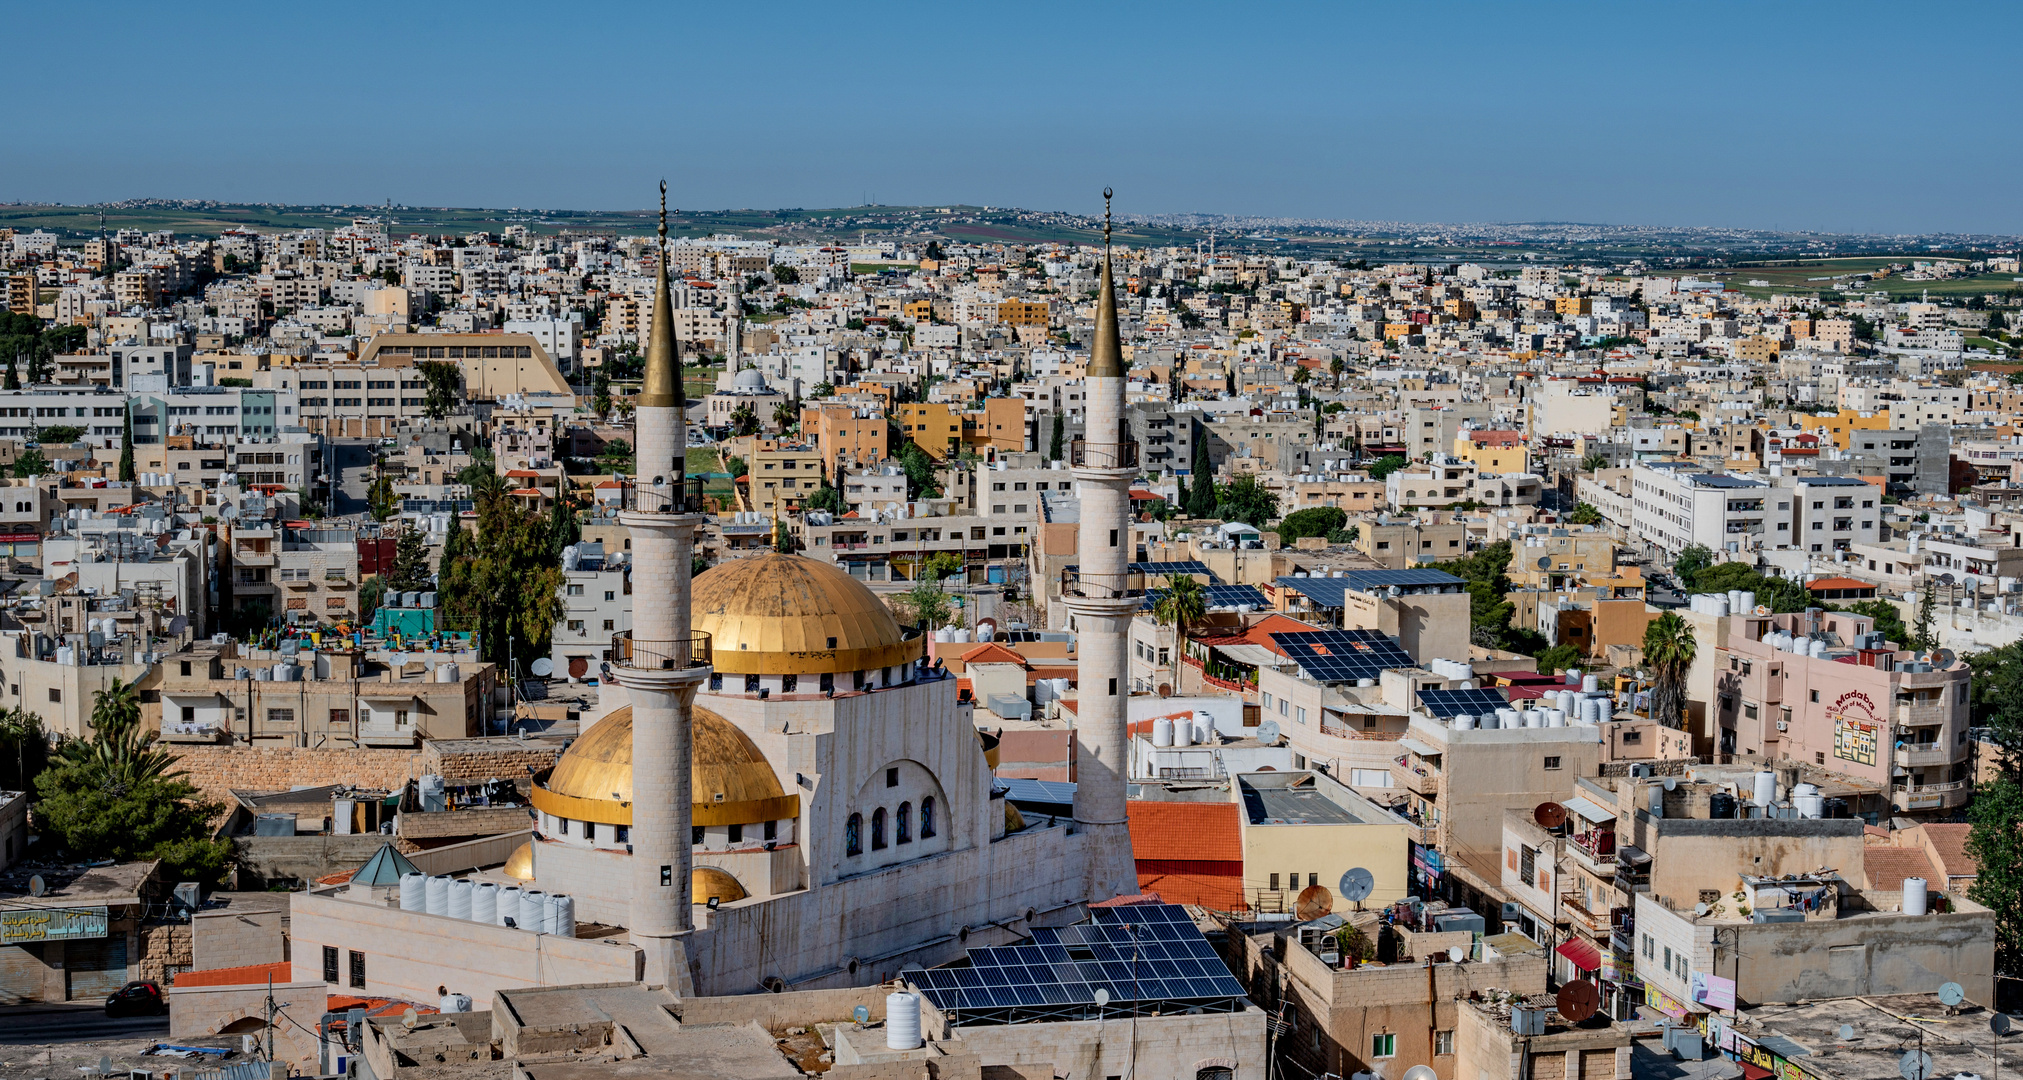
[423,743,562,783]
[137,922,193,985]
[193,909,286,970]
[233,835,396,888]
[169,745,424,811]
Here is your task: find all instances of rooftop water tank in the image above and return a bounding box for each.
[436,663,460,683]
[519,889,545,931]
[447,878,473,920]
[887,992,924,1050]
[1793,783,1823,819]
[1452,713,1476,730]
[1753,770,1777,807]
[497,886,522,928]
[439,994,472,1014]
[1904,877,1928,916]
[424,875,450,917]
[1152,718,1175,747]
[399,872,427,912]
[550,894,575,938]
[1173,720,1193,747]
[471,881,499,924]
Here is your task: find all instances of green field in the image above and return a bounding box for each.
[1713,257,2020,301]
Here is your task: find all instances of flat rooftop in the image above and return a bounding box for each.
[1735,993,2019,1080]
[1240,780,1376,826]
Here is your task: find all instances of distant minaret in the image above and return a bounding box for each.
[1064,189,1141,901]
[617,181,713,989]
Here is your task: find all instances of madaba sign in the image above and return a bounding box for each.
[1830,690,1879,767]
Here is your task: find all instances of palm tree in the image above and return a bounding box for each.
[1580,452,1608,472]
[1151,574,1209,694]
[467,469,508,508]
[1642,613,1698,730]
[773,399,799,432]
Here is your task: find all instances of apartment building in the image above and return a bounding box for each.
[353,332,573,400]
[799,401,890,473]
[1628,464,1771,558]
[551,543,629,681]
[146,642,494,748]
[224,523,362,630]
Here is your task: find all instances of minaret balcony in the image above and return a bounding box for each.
[626,476,709,515]
[611,631,713,672]
[1069,439,1138,470]
[1060,568,1145,600]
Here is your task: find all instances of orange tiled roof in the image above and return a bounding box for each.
[1127,801,1243,862]
[173,961,293,988]
[1862,846,1938,891]
[1920,823,1979,878]
[1806,577,1875,592]
[958,643,1030,667]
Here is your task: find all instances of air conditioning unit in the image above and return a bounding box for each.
[1776,720,1789,732]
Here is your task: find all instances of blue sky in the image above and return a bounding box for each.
[6,1,2018,234]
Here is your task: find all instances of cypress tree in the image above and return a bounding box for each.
[1048,411,1065,461]
[1187,439,1216,518]
[117,406,136,483]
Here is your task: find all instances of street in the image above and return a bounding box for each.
[327,439,379,519]
[0,1002,168,1045]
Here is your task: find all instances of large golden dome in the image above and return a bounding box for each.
[529,705,800,827]
[693,553,922,675]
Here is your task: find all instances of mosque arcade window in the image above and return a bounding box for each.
[764,820,777,841]
[783,674,798,693]
[920,797,936,839]
[821,672,835,693]
[710,674,723,691]
[897,802,912,844]
[728,824,743,844]
[745,674,761,693]
[694,826,706,845]
[887,768,900,788]
[846,814,862,856]
[872,808,888,850]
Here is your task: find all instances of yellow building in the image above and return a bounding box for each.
[903,298,934,323]
[996,299,1049,327]
[896,402,976,460]
[1452,429,1528,474]
[1737,335,1781,362]
[1553,296,1592,316]
[1798,408,1892,451]
[1234,771,1411,913]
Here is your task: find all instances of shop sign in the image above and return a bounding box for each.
[0,906,108,943]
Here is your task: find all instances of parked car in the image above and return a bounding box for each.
[105,980,166,1017]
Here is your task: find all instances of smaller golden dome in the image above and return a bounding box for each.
[1004,800,1026,834]
[693,866,747,905]
[530,705,800,827]
[503,841,534,881]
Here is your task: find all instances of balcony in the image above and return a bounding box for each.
[1559,892,1617,936]
[1059,568,1145,601]
[625,475,708,515]
[1402,768,1441,798]
[1069,439,1139,470]
[1895,702,1951,727]
[235,549,276,568]
[1893,778,1970,812]
[610,631,713,672]
[1895,744,1957,768]
[1568,829,1618,869]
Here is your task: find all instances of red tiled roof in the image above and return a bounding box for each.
[1465,430,1524,446]
[1920,823,1979,878]
[1862,847,1938,891]
[173,961,293,988]
[1806,577,1875,592]
[1135,870,1243,911]
[1128,801,1243,862]
[958,643,1029,667]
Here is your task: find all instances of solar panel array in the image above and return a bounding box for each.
[1269,628,1417,683]
[1416,687,1512,718]
[1141,584,1269,611]
[910,903,1248,1015]
[997,778,1078,808]
[1341,568,1464,590]
[1133,561,1219,582]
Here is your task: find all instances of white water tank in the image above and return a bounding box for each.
[539,892,560,935]
[1903,877,1928,916]
[471,881,499,924]
[1581,675,1600,694]
[1530,710,1548,729]
[1452,713,1476,730]
[1152,718,1175,747]
[1173,720,1193,747]
[519,889,545,930]
[1793,784,1823,819]
[424,875,450,916]
[551,894,576,938]
[1194,718,1212,744]
[447,878,473,920]
[1810,639,1828,658]
[1739,591,1755,612]
[497,886,522,928]
[886,992,924,1050]
[1497,708,1519,729]
[399,872,427,912]
[439,994,472,1014]
[1715,596,1730,616]
[1547,709,1566,728]
[436,663,460,683]
[1729,590,1744,614]
[1753,771,1777,807]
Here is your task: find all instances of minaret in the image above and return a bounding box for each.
[617,181,713,989]
[1064,189,1140,901]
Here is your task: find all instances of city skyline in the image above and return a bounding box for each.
[6,1,2020,235]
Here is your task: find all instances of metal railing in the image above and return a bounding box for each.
[626,475,709,515]
[1059,568,1145,600]
[610,631,713,671]
[1070,438,1139,469]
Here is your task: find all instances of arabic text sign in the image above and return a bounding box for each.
[0,906,108,943]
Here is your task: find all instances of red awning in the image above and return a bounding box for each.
[1742,1063,1773,1080]
[1554,938,1601,972]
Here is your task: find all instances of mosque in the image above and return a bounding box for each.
[290,188,1142,1004]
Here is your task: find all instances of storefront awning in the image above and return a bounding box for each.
[1742,1063,1773,1080]
[1398,738,1439,758]
[1554,937,1602,972]
[1564,795,1616,824]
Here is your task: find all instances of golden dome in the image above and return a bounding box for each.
[503,841,534,880]
[693,553,922,675]
[529,705,800,827]
[692,866,747,905]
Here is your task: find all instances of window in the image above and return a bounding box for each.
[871,808,888,850]
[727,823,742,844]
[1269,873,1280,891]
[1810,689,1820,702]
[845,814,862,856]
[1543,755,1562,770]
[47,688,59,703]
[1520,845,1536,886]
[1643,934,1654,958]
[1371,1033,1396,1059]
[1435,1030,1454,1056]
[887,767,900,788]
[330,709,350,726]
[920,797,935,838]
[897,802,912,844]
[348,950,366,989]
[266,708,294,727]
[1296,707,1307,725]
[322,946,339,984]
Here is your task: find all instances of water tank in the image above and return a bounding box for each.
[551,894,575,938]
[886,992,924,1050]
[1582,674,1600,694]
[471,882,498,924]
[1709,792,1737,819]
[520,889,545,931]
[1728,590,1744,614]
[1152,719,1175,747]
[1904,877,1928,916]
[419,591,437,609]
[333,798,355,835]
[1173,720,1193,748]
[1550,709,1569,728]
[1753,771,1777,807]
[497,886,522,928]
[399,872,427,912]
[1739,591,1755,612]
[1356,678,1375,688]
[1810,639,1828,658]
[1452,713,1476,730]
[1793,784,1823,819]
[1715,596,1730,617]
[439,994,473,1014]
[1529,710,1547,729]
[542,892,564,935]
[419,775,448,812]
[254,667,273,682]
[424,875,451,917]
[436,663,460,683]
[1498,708,1519,728]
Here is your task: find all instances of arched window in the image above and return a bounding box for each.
[845,813,862,856]
[871,807,887,850]
[920,797,936,838]
[897,802,912,844]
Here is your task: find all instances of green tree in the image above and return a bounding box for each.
[1329,357,1346,388]
[723,454,747,480]
[598,439,635,474]
[810,382,835,399]
[1910,584,1940,652]
[359,576,386,623]
[1186,441,1216,517]
[1214,474,1279,528]
[898,441,941,499]
[1673,544,1716,591]
[921,551,964,582]
[419,360,462,420]
[118,406,136,482]
[367,470,398,521]
[1048,412,1065,461]
[923,241,944,262]
[1151,574,1209,693]
[548,497,581,561]
[1642,612,1698,730]
[0,709,45,793]
[1365,454,1408,482]
[772,264,801,285]
[773,399,800,431]
[592,369,612,420]
[33,680,232,883]
[1965,640,2023,989]
[2,353,16,391]
[435,481,566,669]
[1568,503,1603,526]
[1534,643,1584,677]
[1579,452,1609,472]
[35,425,84,444]
[1277,506,1347,545]
[903,577,953,630]
[1844,599,1908,647]
[774,514,801,554]
[388,529,433,593]
[729,402,759,436]
[11,448,48,478]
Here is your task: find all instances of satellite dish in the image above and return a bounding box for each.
[1663,776,1678,791]
[1256,720,1281,744]
[401,1008,420,1030]
[1557,980,1600,1023]
[1338,868,1375,903]
[1533,802,1567,829]
[530,657,554,677]
[1993,1013,2013,1037]
[27,875,44,897]
[1933,648,1956,669]
[1939,573,1956,585]
[1093,988,1111,1008]
[1447,945,1467,964]
[1694,902,1710,917]
[1295,885,1334,921]
[1402,1067,1440,1080]
[1537,556,1551,570]
[1939,982,1966,1007]
[1899,1049,1934,1080]
[1839,1024,1857,1041]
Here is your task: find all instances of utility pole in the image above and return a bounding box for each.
[264,973,276,1062]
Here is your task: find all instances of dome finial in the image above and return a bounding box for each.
[640,181,681,409]
[1087,188,1123,379]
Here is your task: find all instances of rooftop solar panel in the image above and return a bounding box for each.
[1416,687,1512,718]
[1141,584,1269,611]
[1133,560,1219,583]
[1269,628,1417,683]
